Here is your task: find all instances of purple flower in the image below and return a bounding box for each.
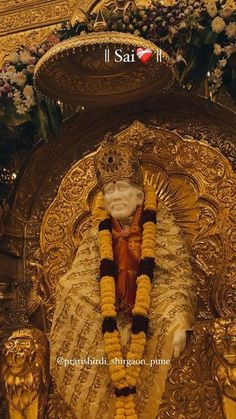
[3,83,11,92]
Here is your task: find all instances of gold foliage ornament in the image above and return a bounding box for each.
[95,185,157,419]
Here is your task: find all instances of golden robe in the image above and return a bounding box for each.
[50,202,196,419]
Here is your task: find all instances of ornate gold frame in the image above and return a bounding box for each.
[1,93,236,418]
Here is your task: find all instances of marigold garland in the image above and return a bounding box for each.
[94,185,157,418]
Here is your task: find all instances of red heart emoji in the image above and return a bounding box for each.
[136,47,153,63]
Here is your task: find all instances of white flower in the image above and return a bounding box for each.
[0,73,6,83]
[208,62,224,96]
[12,72,27,87]
[179,21,187,29]
[5,66,16,82]
[225,22,236,38]
[170,27,177,35]
[9,52,20,63]
[29,46,37,53]
[9,52,20,64]
[211,16,226,33]
[213,43,222,56]
[13,90,31,114]
[38,48,45,56]
[24,95,35,107]
[6,65,16,74]
[214,68,223,77]
[13,91,22,105]
[15,103,28,114]
[207,0,218,18]
[26,64,35,74]
[19,50,32,64]
[23,84,34,97]
[219,58,227,67]
[223,44,236,55]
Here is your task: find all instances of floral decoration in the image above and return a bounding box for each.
[0,34,62,139]
[95,185,157,418]
[85,0,235,98]
[0,0,235,204]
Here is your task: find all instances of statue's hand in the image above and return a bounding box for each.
[172,328,187,358]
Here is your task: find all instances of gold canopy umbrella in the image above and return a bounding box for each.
[34,31,175,107]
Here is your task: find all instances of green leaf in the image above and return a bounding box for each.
[180,55,197,84]
[36,102,50,142]
[192,34,203,48]
[43,101,62,137]
[190,29,204,48]
[204,30,218,45]
[186,30,192,44]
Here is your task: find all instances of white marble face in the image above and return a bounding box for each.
[103,180,144,221]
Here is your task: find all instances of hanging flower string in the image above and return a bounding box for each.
[95,185,157,419]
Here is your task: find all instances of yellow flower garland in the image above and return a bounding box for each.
[95,185,157,419]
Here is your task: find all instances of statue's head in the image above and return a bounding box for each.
[3,329,36,371]
[103,180,144,220]
[212,319,236,366]
[2,328,49,373]
[94,137,144,220]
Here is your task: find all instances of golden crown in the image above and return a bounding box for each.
[94,135,143,189]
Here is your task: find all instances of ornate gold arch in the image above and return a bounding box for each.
[1,102,236,418]
[36,120,236,329]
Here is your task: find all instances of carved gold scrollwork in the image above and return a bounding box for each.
[0,0,77,36]
[38,155,98,319]
[229,203,236,223]
[34,120,236,417]
[39,121,236,325]
[229,229,236,253]
[216,180,236,206]
[27,248,57,324]
[40,123,201,326]
[177,142,200,168]
[192,235,224,277]
[214,258,236,318]
[211,175,236,318]
[157,324,225,418]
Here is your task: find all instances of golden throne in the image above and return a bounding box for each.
[0,94,236,418]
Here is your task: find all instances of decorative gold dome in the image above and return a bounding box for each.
[34,31,175,107]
